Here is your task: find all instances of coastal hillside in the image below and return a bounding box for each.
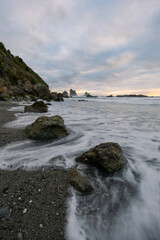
[0,42,51,100]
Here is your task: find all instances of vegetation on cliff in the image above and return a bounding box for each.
[0,42,51,100]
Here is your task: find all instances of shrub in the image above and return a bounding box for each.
[30,77,38,85]
[6,69,19,85]
[0,60,4,76]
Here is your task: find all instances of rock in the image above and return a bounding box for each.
[24,101,48,113]
[0,207,11,219]
[17,232,23,240]
[70,89,77,97]
[76,142,126,173]
[22,208,27,214]
[116,94,148,97]
[54,93,64,102]
[68,168,93,194]
[84,92,97,98]
[25,115,69,140]
[62,91,69,98]
[0,94,10,101]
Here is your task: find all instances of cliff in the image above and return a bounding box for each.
[0,42,51,100]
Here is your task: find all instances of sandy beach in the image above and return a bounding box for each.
[0,101,70,240]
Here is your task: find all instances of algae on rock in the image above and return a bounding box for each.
[76,142,126,173]
[24,101,48,113]
[25,115,69,140]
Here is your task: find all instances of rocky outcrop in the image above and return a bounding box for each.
[76,142,126,173]
[62,91,69,98]
[68,168,93,194]
[70,89,77,97]
[117,94,148,97]
[84,92,97,98]
[0,42,52,100]
[24,101,48,113]
[25,115,69,140]
[54,93,64,102]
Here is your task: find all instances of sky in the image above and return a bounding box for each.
[0,0,160,96]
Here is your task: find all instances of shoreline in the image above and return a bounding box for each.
[0,101,70,240]
[0,101,27,147]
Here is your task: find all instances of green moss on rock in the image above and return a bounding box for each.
[25,115,69,140]
[76,142,126,173]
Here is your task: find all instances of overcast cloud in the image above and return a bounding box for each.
[0,0,160,95]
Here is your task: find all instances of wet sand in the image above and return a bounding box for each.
[0,101,70,240]
[0,101,27,147]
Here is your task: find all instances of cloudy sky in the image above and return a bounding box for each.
[1,0,160,96]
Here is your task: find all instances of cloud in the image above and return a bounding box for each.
[0,0,160,95]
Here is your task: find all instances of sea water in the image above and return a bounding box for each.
[0,97,160,240]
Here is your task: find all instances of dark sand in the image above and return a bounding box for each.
[0,102,70,240]
[0,101,27,147]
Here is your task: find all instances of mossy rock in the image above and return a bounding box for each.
[25,115,69,140]
[68,168,93,194]
[24,101,48,113]
[0,95,10,101]
[76,142,126,173]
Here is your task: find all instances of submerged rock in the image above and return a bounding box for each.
[76,142,126,173]
[68,168,93,194]
[24,101,48,113]
[25,115,69,140]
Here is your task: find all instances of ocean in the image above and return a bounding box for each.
[1,96,160,240]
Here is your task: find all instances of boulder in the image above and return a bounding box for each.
[25,115,69,140]
[0,94,10,101]
[54,93,64,102]
[76,142,126,173]
[68,168,93,194]
[24,101,48,113]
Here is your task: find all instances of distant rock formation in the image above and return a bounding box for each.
[0,42,53,100]
[54,93,64,102]
[84,92,97,98]
[116,94,148,97]
[62,91,69,98]
[107,95,113,97]
[70,89,77,97]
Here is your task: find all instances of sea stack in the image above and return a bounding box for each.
[62,91,69,98]
[70,89,77,97]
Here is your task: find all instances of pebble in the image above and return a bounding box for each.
[17,232,23,240]
[0,207,11,219]
[39,224,43,228]
[22,208,27,214]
